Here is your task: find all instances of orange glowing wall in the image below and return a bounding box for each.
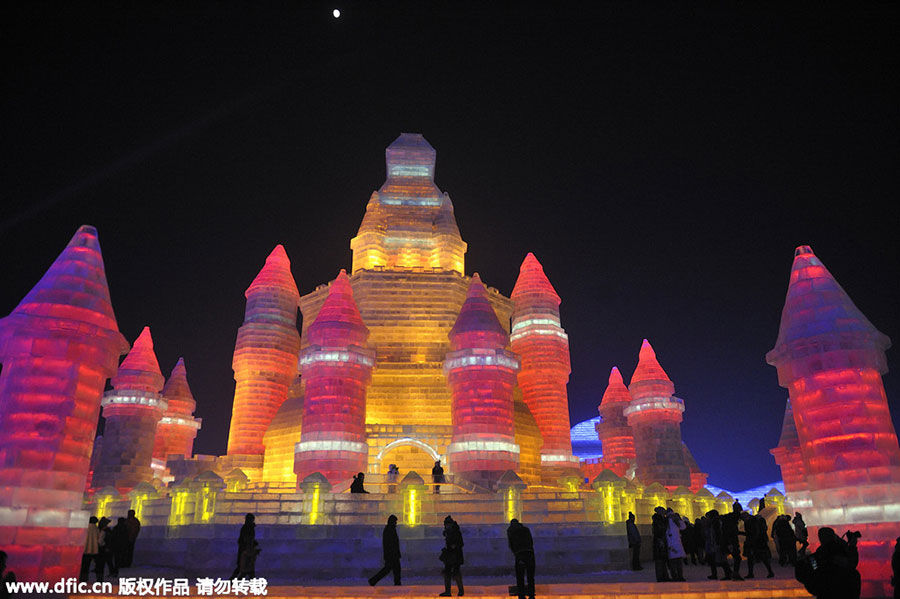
[767,245,900,598]
[226,245,300,457]
[295,270,373,486]
[0,226,129,582]
[92,326,166,492]
[596,367,636,477]
[153,358,201,461]
[625,339,691,489]
[510,253,576,474]
[769,398,808,508]
[444,274,520,474]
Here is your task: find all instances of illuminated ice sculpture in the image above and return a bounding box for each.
[153,357,201,463]
[0,225,129,582]
[445,274,520,478]
[510,253,578,477]
[596,367,636,478]
[767,245,900,598]
[294,270,374,486]
[93,327,166,492]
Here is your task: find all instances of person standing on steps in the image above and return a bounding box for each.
[507,519,535,599]
[230,513,255,580]
[432,460,445,494]
[626,512,642,571]
[368,515,402,586]
[439,515,464,597]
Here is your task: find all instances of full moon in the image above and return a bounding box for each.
[332,8,341,18]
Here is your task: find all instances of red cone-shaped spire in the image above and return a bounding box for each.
[308,269,368,347]
[246,244,300,299]
[511,252,561,307]
[112,327,164,392]
[450,273,507,348]
[629,339,675,397]
[12,225,121,333]
[596,366,636,477]
[162,357,196,416]
[154,358,201,461]
[600,367,632,410]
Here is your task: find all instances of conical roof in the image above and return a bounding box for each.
[630,339,673,387]
[9,225,121,332]
[385,133,437,180]
[112,326,164,392]
[774,398,800,451]
[449,273,508,348]
[162,357,196,415]
[768,245,890,362]
[511,252,561,305]
[308,270,368,347]
[246,245,300,301]
[599,367,632,412]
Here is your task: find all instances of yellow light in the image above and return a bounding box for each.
[198,486,216,523]
[406,487,418,526]
[95,494,113,518]
[131,493,147,521]
[309,484,321,525]
[168,490,192,527]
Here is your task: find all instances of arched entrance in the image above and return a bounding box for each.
[376,438,441,478]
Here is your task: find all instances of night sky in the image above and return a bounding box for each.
[3,3,898,492]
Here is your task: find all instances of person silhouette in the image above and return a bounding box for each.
[350,472,369,493]
[626,512,642,570]
[432,461,445,494]
[507,519,535,599]
[230,513,255,579]
[368,515,402,586]
[439,515,464,596]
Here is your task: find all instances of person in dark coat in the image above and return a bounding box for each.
[432,461,445,494]
[680,516,697,565]
[123,509,141,568]
[704,510,733,580]
[772,515,797,566]
[651,508,670,582]
[796,527,860,599]
[693,518,706,564]
[369,515,402,586]
[507,519,535,599]
[720,504,743,580]
[350,472,369,493]
[237,540,261,579]
[95,517,111,582]
[230,513,256,579]
[741,512,774,578]
[793,513,809,555]
[108,517,129,577]
[625,512,642,571]
[439,515,464,596]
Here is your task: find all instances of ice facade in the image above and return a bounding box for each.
[153,357,201,464]
[595,367,636,477]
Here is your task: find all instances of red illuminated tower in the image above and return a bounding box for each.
[767,245,900,597]
[769,398,809,509]
[625,339,691,488]
[93,326,166,492]
[444,274,520,479]
[294,270,374,485]
[0,225,128,582]
[595,367,636,478]
[153,358,201,461]
[510,253,577,476]
[226,245,301,478]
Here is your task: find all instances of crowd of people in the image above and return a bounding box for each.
[78,510,141,583]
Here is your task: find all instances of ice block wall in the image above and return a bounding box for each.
[769,398,809,509]
[0,225,128,581]
[92,326,166,492]
[153,358,201,461]
[444,274,520,476]
[596,367,636,477]
[767,245,900,598]
[510,253,577,475]
[295,270,374,486]
[226,245,300,477]
[625,339,691,488]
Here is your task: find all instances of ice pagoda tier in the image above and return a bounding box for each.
[625,339,692,489]
[225,245,300,478]
[444,274,521,478]
[294,270,374,486]
[595,367,636,477]
[767,245,900,598]
[510,253,577,476]
[153,358,201,462]
[0,225,129,582]
[93,327,167,492]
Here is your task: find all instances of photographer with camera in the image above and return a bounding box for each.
[795,527,861,599]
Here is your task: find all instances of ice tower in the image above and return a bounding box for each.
[510,253,577,476]
[0,226,128,582]
[767,245,900,597]
[625,340,691,488]
[93,327,166,491]
[153,358,201,462]
[295,270,374,485]
[596,367,636,478]
[444,274,520,479]
[769,398,809,508]
[226,245,301,479]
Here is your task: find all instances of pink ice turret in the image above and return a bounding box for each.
[767,245,900,598]
[294,270,374,486]
[92,327,167,492]
[0,226,129,582]
[595,367,636,478]
[510,253,577,476]
[625,339,691,488]
[444,274,521,479]
[226,246,301,476]
[153,358,201,462]
[769,398,809,509]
